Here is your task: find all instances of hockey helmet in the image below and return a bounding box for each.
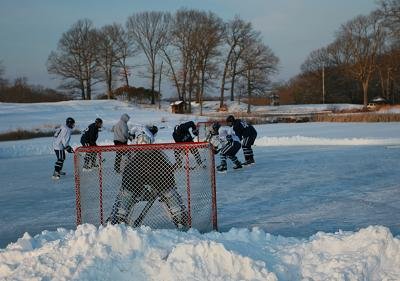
[66,117,75,128]
[226,115,235,126]
[212,122,221,133]
[147,125,158,136]
[95,118,103,127]
[192,128,199,136]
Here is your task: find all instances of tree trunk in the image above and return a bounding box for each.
[247,70,251,114]
[230,61,238,101]
[80,81,85,100]
[151,70,156,104]
[362,79,369,108]
[86,80,92,100]
[107,69,113,99]
[220,48,234,108]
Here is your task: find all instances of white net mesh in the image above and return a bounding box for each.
[74,142,217,232]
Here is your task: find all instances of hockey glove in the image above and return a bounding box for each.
[192,128,199,136]
[226,135,233,143]
[65,145,74,153]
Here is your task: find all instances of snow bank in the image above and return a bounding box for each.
[255,136,400,146]
[0,225,399,281]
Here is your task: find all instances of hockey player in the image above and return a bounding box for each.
[52,117,75,179]
[226,115,257,165]
[80,118,103,170]
[205,122,222,154]
[208,122,242,172]
[112,113,131,173]
[172,120,203,168]
[109,125,188,229]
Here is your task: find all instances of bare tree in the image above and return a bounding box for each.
[193,11,223,115]
[219,16,256,108]
[238,39,279,113]
[47,19,100,100]
[170,9,199,112]
[126,11,171,104]
[96,23,136,99]
[115,27,138,87]
[167,9,222,113]
[380,0,400,40]
[334,11,386,107]
[300,47,330,103]
[160,44,182,100]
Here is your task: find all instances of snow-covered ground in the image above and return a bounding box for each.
[1,100,400,280]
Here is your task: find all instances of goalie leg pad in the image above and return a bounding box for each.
[162,189,187,228]
[110,189,136,224]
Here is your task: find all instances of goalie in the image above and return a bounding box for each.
[108,125,188,229]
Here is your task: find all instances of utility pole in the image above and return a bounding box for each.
[322,62,325,104]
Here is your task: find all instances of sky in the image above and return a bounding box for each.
[0,100,400,279]
[0,0,378,90]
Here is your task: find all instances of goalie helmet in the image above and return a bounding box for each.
[136,133,152,145]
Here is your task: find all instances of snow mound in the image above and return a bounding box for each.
[1,225,399,281]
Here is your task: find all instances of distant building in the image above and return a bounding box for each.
[170,100,186,114]
[269,92,280,106]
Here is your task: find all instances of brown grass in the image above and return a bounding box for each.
[314,113,400,122]
[0,129,81,142]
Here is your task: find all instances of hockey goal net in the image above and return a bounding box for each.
[74,142,217,232]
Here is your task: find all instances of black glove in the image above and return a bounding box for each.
[65,145,74,153]
[192,129,199,136]
[226,135,233,143]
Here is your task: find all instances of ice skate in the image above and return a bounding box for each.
[242,156,255,166]
[52,171,60,180]
[217,163,227,173]
[232,161,243,170]
[82,166,92,172]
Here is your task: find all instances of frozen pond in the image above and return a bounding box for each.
[217,145,400,237]
[1,145,400,248]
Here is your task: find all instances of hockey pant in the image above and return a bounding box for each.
[81,142,97,168]
[174,147,203,167]
[242,134,257,161]
[54,149,66,173]
[220,140,241,166]
[113,140,128,173]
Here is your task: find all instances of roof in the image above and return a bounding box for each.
[170,101,184,106]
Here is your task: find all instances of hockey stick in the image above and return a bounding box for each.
[133,196,157,227]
